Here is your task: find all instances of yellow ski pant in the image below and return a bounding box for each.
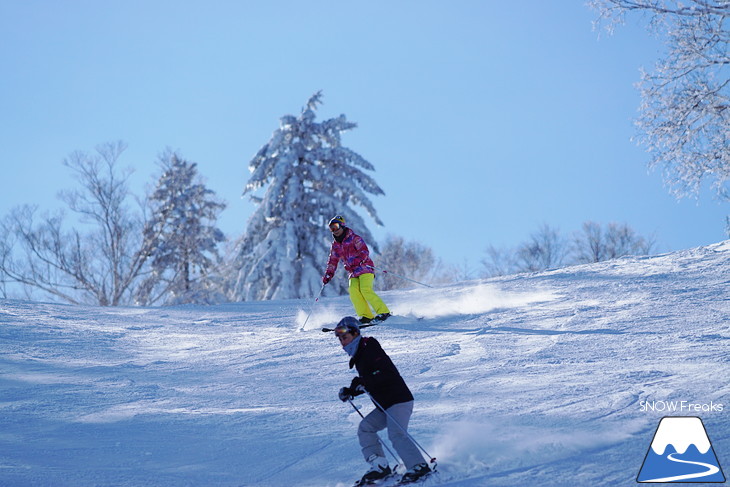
[349,273,390,319]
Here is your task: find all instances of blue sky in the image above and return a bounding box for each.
[1,1,728,274]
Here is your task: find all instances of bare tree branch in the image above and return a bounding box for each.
[0,142,152,305]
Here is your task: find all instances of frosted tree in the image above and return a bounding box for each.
[228,91,384,301]
[481,245,519,278]
[481,221,654,276]
[482,226,565,278]
[482,225,566,276]
[515,224,567,272]
[590,1,730,215]
[136,151,226,305]
[376,235,436,290]
[572,221,655,263]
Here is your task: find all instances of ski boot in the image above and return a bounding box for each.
[398,463,431,484]
[372,313,391,323]
[354,455,392,486]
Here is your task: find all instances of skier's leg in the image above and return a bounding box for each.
[358,273,390,315]
[349,276,374,319]
[385,401,423,470]
[358,407,387,461]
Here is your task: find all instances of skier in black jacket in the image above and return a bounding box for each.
[335,316,430,485]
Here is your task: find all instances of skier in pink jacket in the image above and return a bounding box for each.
[322,216,391,324]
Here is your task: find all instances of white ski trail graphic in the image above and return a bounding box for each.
[642,452,720,483]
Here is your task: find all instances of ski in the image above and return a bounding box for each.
[351,463,437,485]
[320,313,424,333]
[353,469,435,486]
[352,474,399,486]
[322,314,392,332]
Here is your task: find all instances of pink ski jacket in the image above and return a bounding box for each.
[325,228,375,279]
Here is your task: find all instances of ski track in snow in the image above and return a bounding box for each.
[1,242,729,486]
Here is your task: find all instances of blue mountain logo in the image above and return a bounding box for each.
[637,416,725,483]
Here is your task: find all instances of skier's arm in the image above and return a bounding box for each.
[323,247,340,283]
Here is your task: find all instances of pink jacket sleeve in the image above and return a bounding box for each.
[325,245,340,277]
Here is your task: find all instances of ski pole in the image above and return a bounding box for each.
[347,398,400,466]
[366,393,437,468]
[301,283,325,330]
[367,265,433,289]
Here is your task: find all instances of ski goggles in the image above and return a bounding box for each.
[329,222,343,232]
[334,326,353,337]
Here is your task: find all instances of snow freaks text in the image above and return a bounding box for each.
[640,400,724,413]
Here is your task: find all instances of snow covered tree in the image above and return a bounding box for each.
[228,91,384,301]
[136,151,226,305]
[590,1,730,210]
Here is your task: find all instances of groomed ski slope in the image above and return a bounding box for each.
[1,241,729,487]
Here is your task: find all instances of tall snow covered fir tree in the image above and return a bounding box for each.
[136,151,226,305]
[228,91,384,301]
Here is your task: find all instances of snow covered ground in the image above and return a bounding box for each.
[1,242,729,486]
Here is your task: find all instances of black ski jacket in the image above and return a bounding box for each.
[348,336,414,410]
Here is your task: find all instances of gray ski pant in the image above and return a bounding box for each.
[358,400,424,469]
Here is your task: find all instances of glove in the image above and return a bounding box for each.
[349,377,366,396]
[338,387,353,402]
[322,273,333,284]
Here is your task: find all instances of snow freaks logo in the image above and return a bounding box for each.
[637,416,726,483]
